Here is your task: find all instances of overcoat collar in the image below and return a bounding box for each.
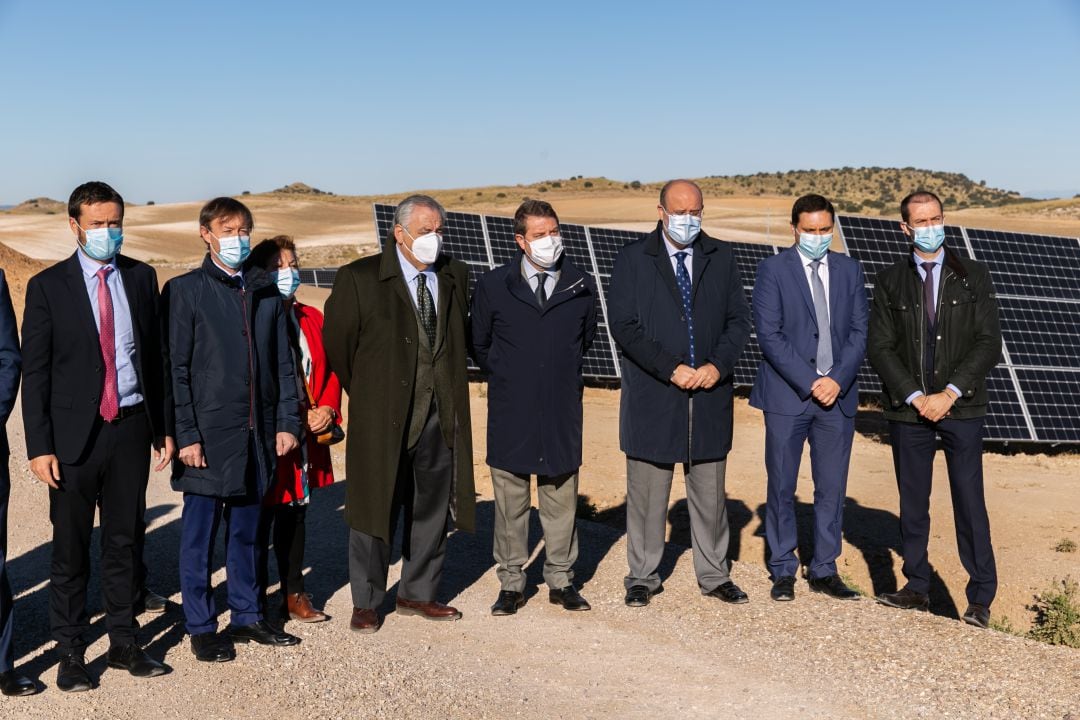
[643,221,718,306]
[504,253,589,314]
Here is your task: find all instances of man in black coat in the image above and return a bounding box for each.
[0,269,35,696]
[471,200,598,616]
[868,190,1002,629]
[21,182,173,690]
[164,197,301,661]
[608,179,752,608]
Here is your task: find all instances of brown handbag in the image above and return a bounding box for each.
[303,377,344,446]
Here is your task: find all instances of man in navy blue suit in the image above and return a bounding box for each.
[0,269,36,696]
[749,194,867,602]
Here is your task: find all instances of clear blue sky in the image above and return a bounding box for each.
[2,0,1078,205]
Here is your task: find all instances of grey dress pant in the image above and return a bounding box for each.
[490,467,579,592]
[624,456,731,593]
[349,407,452,609]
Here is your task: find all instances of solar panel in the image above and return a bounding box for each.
[965,228,1080,300]
[1014,368,1080,443]
[833,214,1067,444]
[353,206,1080,444]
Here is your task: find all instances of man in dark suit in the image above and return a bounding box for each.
[868,191,1002,629]
[749,194,867,602]
[608,179,752,607]
[471,199,598,616]
[165,197,302,662]
[0,269,35,696]
[21,181,173,691]
[324,194,476,633]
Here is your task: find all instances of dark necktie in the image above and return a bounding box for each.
[96,266,119,421]
[674,252,695,367]
[417,273,437,347]
[922,261,937,327]
[535,272,548,307]
[810,260,833,374]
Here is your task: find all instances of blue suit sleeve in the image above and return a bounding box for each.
[752,259,818,398]
[272,301,301,438]
[0,270,21,426]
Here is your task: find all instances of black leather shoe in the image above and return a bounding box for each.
[190,632,235,663]
[0,670,37,696]
[106,644,168,678]
[136,587,168,615]
[876,587,930,611]
[808,574,859,600]
[771,575,796,602]
[490,590,525,616]
[707,581,749,604]
[963,603,991,629]
[56,653,92,693]
[624,585,653,607]
[549,586,591,611]
[227,620,301,646]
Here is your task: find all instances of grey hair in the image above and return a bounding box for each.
[394,194,447,230]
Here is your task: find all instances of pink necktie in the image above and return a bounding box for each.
[96,267,119,422]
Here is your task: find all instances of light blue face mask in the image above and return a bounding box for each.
[212,233,251,269]
[275,268,301,298]
[665,212,702,246]
[79,225,123,261]
[912,225,946,253]
[797,232,831,260]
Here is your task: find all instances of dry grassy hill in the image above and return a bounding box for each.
[245,167,1038,219]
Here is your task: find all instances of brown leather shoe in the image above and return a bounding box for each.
[395,597,462,621]
[349,608,382,634]
[285,593,328,623]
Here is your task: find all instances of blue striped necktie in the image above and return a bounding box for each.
[675,252,695,367]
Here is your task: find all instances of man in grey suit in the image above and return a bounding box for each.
[608,180,752,607]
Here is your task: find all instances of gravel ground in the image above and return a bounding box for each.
[1,412,1077,720]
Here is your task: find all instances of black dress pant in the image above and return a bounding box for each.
[50,411,151,652]
[349,406,452,609]
[258,504,308,597]
[889,416,997,607]
[0,454,16,671]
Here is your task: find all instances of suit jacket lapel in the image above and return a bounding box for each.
[827,252,844,334]
[543,262,587,313]
[507,267,541,311]
[690,243,710,304]
[64,253,102,348]
[786,246,818,327]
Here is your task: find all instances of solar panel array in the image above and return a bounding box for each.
[835,215,1080,444]
[367,203,779,383]
[297,206,1078,444]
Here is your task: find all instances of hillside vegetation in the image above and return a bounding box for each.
[252,167,1036,217]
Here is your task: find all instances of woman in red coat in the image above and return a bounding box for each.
[251,236,342,622]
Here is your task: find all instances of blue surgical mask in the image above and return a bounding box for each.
[797,232,831,260]
[212,233,251,269]
[78,225,123,261]
[275,268,301,298]
[912,225,945,253]
[665,213,702,246]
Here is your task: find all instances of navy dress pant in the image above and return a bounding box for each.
[889,417,997,607]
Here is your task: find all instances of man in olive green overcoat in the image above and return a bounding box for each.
[323,194,475,633]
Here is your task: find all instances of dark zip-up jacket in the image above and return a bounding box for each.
[163,255,301,497]
[867,246,1002,422]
